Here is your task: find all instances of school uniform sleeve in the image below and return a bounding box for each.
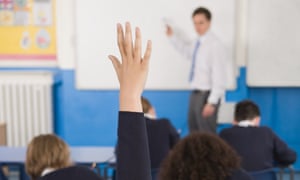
[271,130,297,166]
[166,121,180,148]
[117,112,152,180]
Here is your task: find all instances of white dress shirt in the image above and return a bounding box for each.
[170,31,227,104]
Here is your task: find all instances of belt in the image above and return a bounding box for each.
[192,90,210,94]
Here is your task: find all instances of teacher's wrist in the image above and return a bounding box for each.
[206,103,217,108]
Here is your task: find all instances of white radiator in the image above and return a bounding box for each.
[0,72,53,147]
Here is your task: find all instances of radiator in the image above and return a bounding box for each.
[0,72,53,147]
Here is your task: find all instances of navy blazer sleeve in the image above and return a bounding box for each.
[271,130,297,166]
[167,121,180,148]
[117,112,152,180]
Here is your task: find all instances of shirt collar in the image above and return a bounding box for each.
[41,168,56,177]
[197,30,211,43]
[237,120,256,127]
[144,113,156,119]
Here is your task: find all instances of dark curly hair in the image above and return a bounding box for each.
[159,133,240,180]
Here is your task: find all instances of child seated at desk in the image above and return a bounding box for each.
[25,134,103,180]
[220,100,297,172]
[142,97,179,179]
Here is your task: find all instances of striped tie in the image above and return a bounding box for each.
[189,40,201,82]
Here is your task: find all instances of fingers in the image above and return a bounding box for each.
[116,22,152,66]
[202,106,214,118]
[142,40,152,66]
[134,27,142,61]
[117,23,126,60]
[202,111,208,118]
[166,25,173,36]
[125,22,134,59]
[108,55,121,81]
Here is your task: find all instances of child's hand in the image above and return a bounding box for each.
[109,22,152,112]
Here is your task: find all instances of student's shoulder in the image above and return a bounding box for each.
[145,117,171,126]
[40,166,103,180]
[65,166,103,179]
[258,126,274,134]
[219,126,235,136]
[156,118,172,125]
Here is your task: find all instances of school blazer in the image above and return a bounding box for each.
[145,117,179,169]
[38,166,103,180]
[220,126,297,171]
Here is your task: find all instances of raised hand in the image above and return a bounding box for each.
[109,22,152,112]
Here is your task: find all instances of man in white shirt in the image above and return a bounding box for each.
[166,7,227,133]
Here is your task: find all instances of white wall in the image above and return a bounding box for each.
[56,0,76,69]
[234,0,248,67]
[247,0,300,86]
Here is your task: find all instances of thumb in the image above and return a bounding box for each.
[108,55,121,81]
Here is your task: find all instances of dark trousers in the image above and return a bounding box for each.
[188,90,220,133]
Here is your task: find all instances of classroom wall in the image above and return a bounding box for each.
[0,0,299,169]
[50,67,300,169]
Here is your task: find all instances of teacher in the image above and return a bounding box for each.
[166,7,227,133]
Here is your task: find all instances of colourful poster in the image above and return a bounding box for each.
[14,0,30,25]
[33,0,52,26]
[0,0,56,60]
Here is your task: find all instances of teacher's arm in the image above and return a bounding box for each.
[165,25,194,60]
[203,43,227,117]
[109,22,152,180]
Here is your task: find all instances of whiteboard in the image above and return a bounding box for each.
[75,0,236,90]
[247,0,300,86]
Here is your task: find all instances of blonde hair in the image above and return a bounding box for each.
[25,134,71,180]
[141,97,152,113]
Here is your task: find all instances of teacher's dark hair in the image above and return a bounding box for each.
[192,7,212,21]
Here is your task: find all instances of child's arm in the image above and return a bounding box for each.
[109,22,152,180]
[273,131,297,166]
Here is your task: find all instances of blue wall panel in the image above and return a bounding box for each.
[56,70,119,146]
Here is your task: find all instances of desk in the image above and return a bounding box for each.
[0,146,115,163]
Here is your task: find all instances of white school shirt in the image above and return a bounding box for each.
[170,31,227,104]
[41,167,56,176]
[237,120,256,127]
